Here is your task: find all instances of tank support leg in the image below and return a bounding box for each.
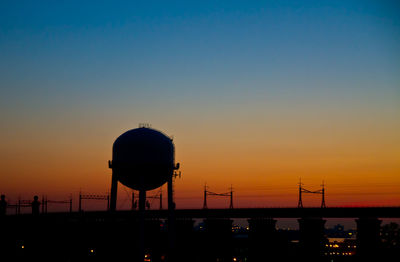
[139,190,146,262]
[168,176,176,260]
[109,171,118,212]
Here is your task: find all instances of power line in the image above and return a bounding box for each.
[203,183,234,209]
[298,178,326,208]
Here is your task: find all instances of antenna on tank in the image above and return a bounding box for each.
[139,123,151,128]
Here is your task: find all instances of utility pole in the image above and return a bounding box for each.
[229,185,234,209]
[78,191,82,212]
[69,195,73,213]
[298,178,303,208]
[321,181,326,208]
[160,191,163,210]
[203,183,208,209]
[297,179,327,208]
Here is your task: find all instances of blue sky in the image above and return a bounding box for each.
[1,0,399,133]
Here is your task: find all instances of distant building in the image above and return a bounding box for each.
[324,238,357,257]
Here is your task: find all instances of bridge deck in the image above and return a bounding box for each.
[6,207,400,219]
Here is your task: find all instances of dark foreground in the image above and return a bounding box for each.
[1,208,400,262]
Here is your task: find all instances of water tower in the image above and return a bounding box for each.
[108,125,180,261]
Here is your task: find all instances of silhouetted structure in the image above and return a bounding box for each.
[31,196,40,216]
[0,195,6,216]
[381,222,400,261]
[131,192,137,210]
[174,218,195,262]
[79,193,109,212]
[356,217,382,259]
[145,190,163,210]
[298,217,327,261]
[298,179,326,208]
[203,184,234,209]
[42,196,73,213]
[248,218,283,261]
[1,208,400,261]
[108,126,180,261]
[202,218,233,261]
[109,126,177,210]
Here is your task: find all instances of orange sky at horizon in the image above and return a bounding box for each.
[1,107,399,211]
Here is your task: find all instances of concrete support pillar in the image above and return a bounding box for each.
[144,219,162,262]
[298,217,327,260]
[356,217,382,259]
[117,218,162,262]
[248,218,278,261]
[175,219,195,262]
[203,218,233,261]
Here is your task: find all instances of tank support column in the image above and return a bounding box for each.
[109,161,118,212]
[168,176,176,260]
[139,190,146,262]
[110,173,118,212]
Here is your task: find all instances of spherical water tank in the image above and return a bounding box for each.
[111,127,175,191]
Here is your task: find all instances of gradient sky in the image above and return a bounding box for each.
[1,0,399,210]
